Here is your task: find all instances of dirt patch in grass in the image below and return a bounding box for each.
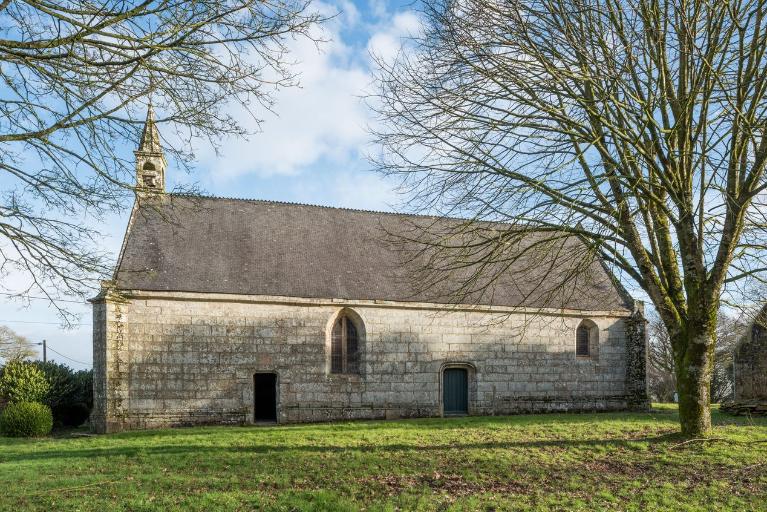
[581,453,767,494]
[581,458,652,479]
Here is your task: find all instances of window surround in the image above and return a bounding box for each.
[326,308,365,376]
[575,319,599,359]
[439,362,476,417]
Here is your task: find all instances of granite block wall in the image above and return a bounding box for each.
[734,328,767,401]
[92,292,647,433]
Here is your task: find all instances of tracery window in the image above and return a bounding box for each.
[331,314,360,374]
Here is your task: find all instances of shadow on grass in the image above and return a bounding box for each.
[2,408,762,465]
[24,410,682,441]
[0,432,685,464]
[99,405,758,438]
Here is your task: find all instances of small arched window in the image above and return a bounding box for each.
[575,325,590,356]
[143,162,156,171]
[331,314,360,374]
[576,319,597,358]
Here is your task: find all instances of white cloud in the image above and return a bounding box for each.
[329,171,400,210]
[193,3,422,182]
[368,0,388,19]
[366,11,423,65]
[286,169,400,211]
[334,0,361,26]
[199,6,371,180]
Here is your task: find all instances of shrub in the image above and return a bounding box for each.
[0,401,53,437]
[0,360,49,404]
[71,369,94,410]
[30,362,93,427]
[32,361,78,409]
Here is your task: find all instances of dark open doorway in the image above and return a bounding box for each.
[443,368,469,415]
[254,373,277,422]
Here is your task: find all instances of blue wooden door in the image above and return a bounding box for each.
[443,368,468,415]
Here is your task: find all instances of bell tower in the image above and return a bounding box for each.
[134,104,166,193]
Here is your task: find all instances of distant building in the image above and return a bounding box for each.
[91,108,649,433]
[726,305,767,415]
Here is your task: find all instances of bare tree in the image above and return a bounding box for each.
[648,310,745,403]
[0,326,37,362]
[0,0,322,315]
[648,312,677,402]
[372,0,767,435]
[710,313,744,402]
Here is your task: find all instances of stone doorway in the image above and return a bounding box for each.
[443,368,469,415]
[254,373,277,422]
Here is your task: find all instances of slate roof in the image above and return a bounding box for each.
[113,195,634,311]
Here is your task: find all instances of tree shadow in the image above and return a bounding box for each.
[0,431,685,464]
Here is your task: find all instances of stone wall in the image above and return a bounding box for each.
[734,326,767,401]
[92,291,648,432]
[624,305,650,411]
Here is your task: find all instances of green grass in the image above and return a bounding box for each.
[1,405,765,511]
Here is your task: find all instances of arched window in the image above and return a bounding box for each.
[143,162,156,171]
[331,314,360,374]
[575,319,597,357]
[575,325,590,356]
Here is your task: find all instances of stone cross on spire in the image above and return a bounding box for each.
[134,103,167,193]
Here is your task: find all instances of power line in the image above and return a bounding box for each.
[1,340,91,368]
[0,319,88,326]
[0,292,85,304]
[44,345,91,367]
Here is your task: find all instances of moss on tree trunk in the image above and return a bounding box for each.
[674,324,715,437]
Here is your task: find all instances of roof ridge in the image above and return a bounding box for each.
[167,192,483,223]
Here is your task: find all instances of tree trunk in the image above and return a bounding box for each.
[674,323,715,437]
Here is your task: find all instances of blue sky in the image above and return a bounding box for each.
[0,0,423,369]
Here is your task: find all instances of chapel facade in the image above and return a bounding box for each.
[91,109,649,433]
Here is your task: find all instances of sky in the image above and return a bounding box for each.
[0,0,423,370]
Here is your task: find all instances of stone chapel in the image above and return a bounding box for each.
[91,108,649,433]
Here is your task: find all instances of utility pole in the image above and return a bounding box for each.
[42,339,46,363]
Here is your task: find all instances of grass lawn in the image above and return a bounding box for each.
[1,405,766,511]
